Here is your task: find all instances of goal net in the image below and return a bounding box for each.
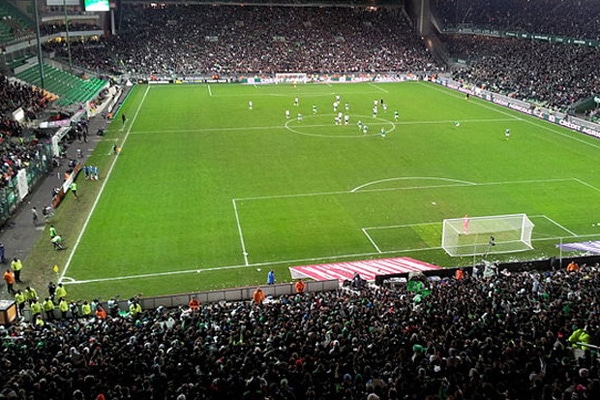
[275,73,308,84]
[442,213,534,257]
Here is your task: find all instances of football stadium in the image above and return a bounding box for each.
[0,0,599,398]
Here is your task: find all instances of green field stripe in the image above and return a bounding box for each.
[236,177,574,201]
[573,178,600,194]
[538,215,578,237]
[232,198,249,266]
[59,85,151,283]
[42,81,600,299]
[361,228,383,253]
[422,81,600,151]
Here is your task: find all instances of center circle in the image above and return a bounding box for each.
[284,114,397,138]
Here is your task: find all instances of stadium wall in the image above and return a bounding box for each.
[17,279,340,322]
[375,255,600,286]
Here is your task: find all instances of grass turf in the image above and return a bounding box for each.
[27,81,600,299]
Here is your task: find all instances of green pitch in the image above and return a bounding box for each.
[37,81,600,299]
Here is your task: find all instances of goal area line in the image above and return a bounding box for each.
[361,214,579,254]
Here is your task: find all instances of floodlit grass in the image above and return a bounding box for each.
[29,81,600,299]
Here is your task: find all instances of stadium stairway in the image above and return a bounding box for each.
[15,64,108,107]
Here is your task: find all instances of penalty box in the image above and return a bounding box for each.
[235,178,596,259]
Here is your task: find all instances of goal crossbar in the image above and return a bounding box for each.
[442,213,535,257]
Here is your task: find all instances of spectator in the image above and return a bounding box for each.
[295,278,306,294]
[446,34,600,112]
[44,5,440,76]
[567,260,581,272]
[188,296,200,311]
[0,266,598,399]
[252,286,265,305]
[433,0,600,40]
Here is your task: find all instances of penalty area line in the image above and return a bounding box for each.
[540,215,578,237]
[232,199,250,266]
[362,228,382,253]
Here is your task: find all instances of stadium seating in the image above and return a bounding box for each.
[0,1,32,44]
[2,266,600,399]
[433,0,600,40]
[44,5,440,76]
[15,64,107,106]
[444,34,600,112]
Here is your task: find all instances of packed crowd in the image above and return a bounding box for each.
[444,34,600,112]
[0,74,52,188]
[433,0,600,40]
[44,5,440,76]
[40,22,102,36]
[1,263,599,400]
[0,74,48,121]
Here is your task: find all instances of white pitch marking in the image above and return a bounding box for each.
[573,178,600,194]
[126,118,516,136]
[232,199,250,266]
[207,84,213,97]
[423,82,522,120]
[61,230,599,286]
[236,177,574,202]
[364,221,441,230]
[351,176,477,193]
[540,214,578,237]
[424,82,600,151]
[59,85,151,284]
[362,228,382,253]
[368,82,389,93]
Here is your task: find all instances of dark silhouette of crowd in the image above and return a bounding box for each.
[433,0,600,40]
[444,34,600,112]
[1,264,599,400]
[44,5,440,76]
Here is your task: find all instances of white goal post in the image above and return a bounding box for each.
[442,213,535,257]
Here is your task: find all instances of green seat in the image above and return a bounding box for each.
[14,64,107,106]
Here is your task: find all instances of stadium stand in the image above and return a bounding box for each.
[39,2,600,113]
[1,266,600,399]
[39,22,102,36]
[443,34,600,112]
[432,0,600,40]
[1,2,600,399]
[0,73,53,194]
[44,5,441,76]
[15,64,107,107]
[0,1,32,44]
